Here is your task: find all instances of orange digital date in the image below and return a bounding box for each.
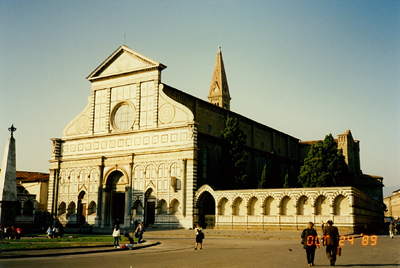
[339,235,378,246]
[306,235,378,246]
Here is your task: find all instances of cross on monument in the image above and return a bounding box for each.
[8,124,16,138]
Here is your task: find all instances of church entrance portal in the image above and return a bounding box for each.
[77,191,87,225]
[145,188,156,226]
[104,171,125,226]
[198,191,215,229]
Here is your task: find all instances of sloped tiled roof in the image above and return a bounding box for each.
[16,171,49,182]
[0,169,49,182]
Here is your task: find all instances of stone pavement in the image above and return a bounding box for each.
[0,228,358,259]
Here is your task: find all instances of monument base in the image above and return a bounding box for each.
[0,200,18,225]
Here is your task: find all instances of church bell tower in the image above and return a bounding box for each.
[208,46,231,110]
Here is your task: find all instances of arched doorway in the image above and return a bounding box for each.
[198,191,215,229]
[145,188,156,226]
[78,191,87,225]
[104,171,125,226]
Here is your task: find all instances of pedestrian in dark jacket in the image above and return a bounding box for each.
[301,222,320,266]
[323,220,340,266]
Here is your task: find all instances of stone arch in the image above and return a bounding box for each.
[297,195,312,215]
[79,168,89,183]
[196,184,216,200]
[144,163,157,180]
[88,201,97,215]
[77,191,87,225]
[313,190,331,205]
[70,169,78,183]
[332,190,351,203]
[67,201,76,215]
[264,196,278,215]
[58,201,67,215]
[143,187,157,225]
[103,168,129,186]
[280,196,294,215]
[133,164,145,191]
[157,162,169,190]
[248,196,260,215]
[60,170,68,184]
[170,199,180,215]
[196,186,216,228]
[315,195,330,215]
[218,197,230,216]
[215,193,230,207]
[134,164,145,178]
[132,198,144,216]
[103,170,127,226]
[232,196,245,216]
[334,195,350,216]
[169,161,182,179]
[157,199,168,214]
[244,193,260,207]
[89,168,99,183]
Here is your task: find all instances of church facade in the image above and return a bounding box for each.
[47,45,383,232]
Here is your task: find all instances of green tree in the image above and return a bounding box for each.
[283,173,290,188]
[220,118,249,189]
[298,134,350,187]
[258,164,267,189]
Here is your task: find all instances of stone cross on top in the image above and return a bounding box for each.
[8,124,16,138]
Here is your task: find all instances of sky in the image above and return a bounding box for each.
[0,0,399,197]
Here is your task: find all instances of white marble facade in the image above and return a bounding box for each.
[48,45,383,232]
[49,45,196,229]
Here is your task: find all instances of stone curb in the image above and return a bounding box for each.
[0,241,160,259]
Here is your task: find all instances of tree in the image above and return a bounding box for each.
[283,173,290,188]
[220,118,249,189]
[298,134,350,187]
[258,164,267,189]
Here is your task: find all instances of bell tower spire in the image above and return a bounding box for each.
[208,46,231,110]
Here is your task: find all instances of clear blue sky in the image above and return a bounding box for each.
[1,0,399,197]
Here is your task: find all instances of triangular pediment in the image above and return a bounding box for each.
[87,45,166,81]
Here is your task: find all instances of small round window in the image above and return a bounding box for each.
[112,103,135,131]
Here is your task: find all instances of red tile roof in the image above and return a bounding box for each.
[0,169,49,182]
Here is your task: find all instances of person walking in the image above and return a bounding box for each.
[389,221,395,239]
[112,226,121,248]
[301,222,320,266]
[323,220,340,266]
[135,222,144,243]
[194,224,204,250]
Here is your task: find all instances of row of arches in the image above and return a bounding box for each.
[133,162,182,180]
[217,194,350,216]
[156,199,180,215]
[58,200,97,216]
[58,161,183,187]
[59,169,99,184]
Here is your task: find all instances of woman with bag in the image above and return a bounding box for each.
[301,222,320,267]
[194,224,204,250]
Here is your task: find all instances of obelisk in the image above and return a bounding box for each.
[0,124,18,225]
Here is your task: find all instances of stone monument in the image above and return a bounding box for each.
[0,125,18,225]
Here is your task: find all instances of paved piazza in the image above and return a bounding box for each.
[0,232,398,268]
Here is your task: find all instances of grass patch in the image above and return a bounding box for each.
[0,235,136,250]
